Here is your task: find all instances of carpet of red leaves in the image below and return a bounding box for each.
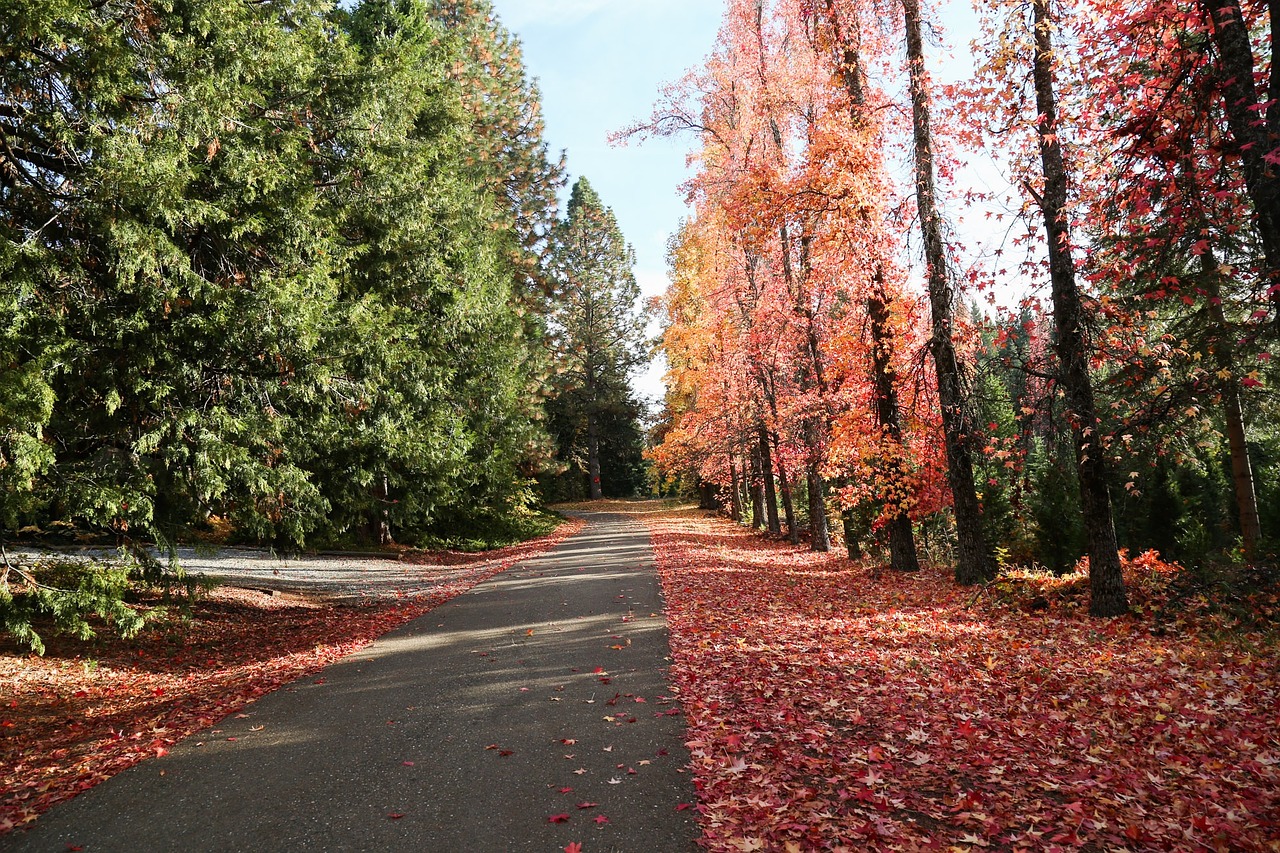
[0,517,584,834]
[645,508,1280,852]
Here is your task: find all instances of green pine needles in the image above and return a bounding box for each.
[0,0,587,651]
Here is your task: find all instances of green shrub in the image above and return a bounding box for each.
[0,548,197,655]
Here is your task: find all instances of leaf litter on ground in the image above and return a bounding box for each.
[644,507,1278,852]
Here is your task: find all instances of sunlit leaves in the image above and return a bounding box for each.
[648,507,1278,851]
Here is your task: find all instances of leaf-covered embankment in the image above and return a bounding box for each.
[646,507,1278,851]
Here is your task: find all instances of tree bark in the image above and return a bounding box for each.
[841,507,863,561]
[1201,255,1263,557]
[901,0,995,585]
[758,376,800,542]
[758,421,782,534]
[367,473,392,546]
[869,282,921,572]
[1031,0,1128,616]
[779,228,829,551]
[823,0,921,571]
[729,455,744,523]
[806,446,831,552]
[1223,386,1262,556]
[750,444,765,530]
[1200,0,1280,317]
[774,434,801,543]
[586,410,603,500]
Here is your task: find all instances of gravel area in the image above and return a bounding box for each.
[5,544,485,603]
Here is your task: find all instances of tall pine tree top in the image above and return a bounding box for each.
[426,0,565,299]
[550,177,646,387]
[542,177,648,499]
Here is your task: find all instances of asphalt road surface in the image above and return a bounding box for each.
[4,512,699,853]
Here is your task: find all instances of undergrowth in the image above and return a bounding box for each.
[0,547,201,655]
[987,549,1280,640]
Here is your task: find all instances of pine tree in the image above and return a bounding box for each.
[298,0,553,545]
[546,179,647,500]
[425,0,565,300]
[1,0,355,544]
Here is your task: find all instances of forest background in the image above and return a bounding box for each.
[3,0,1279,646]
[639,0,1279,619]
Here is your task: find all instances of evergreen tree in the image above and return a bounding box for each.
[308,0,550,545]
[1,0,351,544]
[425,0,565,300]
[1,0,560,648]
[545,179,647,500]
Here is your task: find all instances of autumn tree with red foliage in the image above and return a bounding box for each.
[645,0,1276,614]
[642,0,986,575]
[1068,0,1274,560]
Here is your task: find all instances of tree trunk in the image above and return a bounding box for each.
[1201,255,1263,557]
[1223,387,1262,556]
[822,0,920,571]
[805,421,831,552]
[698,480,722,510]
[1199,0,1280,317]
[367,473,393,546]
[586,410,603,500]
[729,455,744,523]
[901,0,995,585]
[750,444,765,530]
[758,421,782,534]
[760,380,800,543]
[869,284,921,572]
[773,435,801,544]
[1031,0,1128,616]
[841,507,863,560]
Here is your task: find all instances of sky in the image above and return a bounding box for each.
[490,0,724,406]
[489,1,993,407]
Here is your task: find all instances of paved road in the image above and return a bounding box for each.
[4,513,698,853]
